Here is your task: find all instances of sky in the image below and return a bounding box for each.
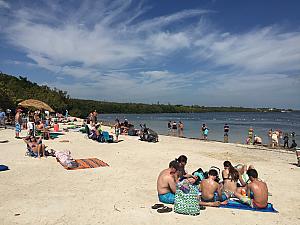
[0,0,300,109]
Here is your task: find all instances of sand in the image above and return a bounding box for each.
[0,124,299,225]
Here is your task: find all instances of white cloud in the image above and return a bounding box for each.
[1,0,300,108]
[146,32,190,53]
[193,26,300,73]
[0,0,9,9]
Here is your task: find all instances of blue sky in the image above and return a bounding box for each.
[0,0,300,109]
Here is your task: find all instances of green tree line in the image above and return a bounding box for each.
[0,72,286,117]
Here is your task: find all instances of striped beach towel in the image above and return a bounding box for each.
[59,158,109,170]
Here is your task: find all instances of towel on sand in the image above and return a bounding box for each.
[0,165,9,171]
[219,200,278,213]
[58,158,109,170]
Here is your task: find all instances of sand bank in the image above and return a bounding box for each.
[0,124,299,225]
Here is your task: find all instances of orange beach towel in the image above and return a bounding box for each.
[59,158,109,170]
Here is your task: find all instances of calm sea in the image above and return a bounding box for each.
[99,112,300,144]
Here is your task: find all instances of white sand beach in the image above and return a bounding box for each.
[0,125,299,225]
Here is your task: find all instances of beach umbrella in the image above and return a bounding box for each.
[18,99,54,112]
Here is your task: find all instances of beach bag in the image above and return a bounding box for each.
[174,180,200,216]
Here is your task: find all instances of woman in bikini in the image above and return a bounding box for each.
[220,161,244,201]
[24,136,46,157]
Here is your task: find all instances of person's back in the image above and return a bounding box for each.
[200,177,219,201]
[235,169,268,209]
[157,169,175,195]
[249,179,268,208]
[199,169,221,207]
[254,136,262,144]
[172,121,177,130]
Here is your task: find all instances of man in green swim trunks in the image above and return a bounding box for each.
[157,160,180,204]
[234,169,268,209]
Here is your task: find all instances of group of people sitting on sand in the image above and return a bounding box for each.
[157,155,268,210]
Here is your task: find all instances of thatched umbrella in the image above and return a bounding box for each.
[18,99,54,112]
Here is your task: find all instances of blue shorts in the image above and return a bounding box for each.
[158,192,175,204]
[15,123,21,133]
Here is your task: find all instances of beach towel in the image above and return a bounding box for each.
[219,200,278,213]
[50,132,64,139]
[58,158,109,170]
[0,165,9,171]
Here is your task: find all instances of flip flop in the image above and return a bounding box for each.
[157,206,172,213]
[151,203,164,209]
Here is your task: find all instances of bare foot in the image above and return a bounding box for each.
[220,200,228,205]
[212,201,221,207]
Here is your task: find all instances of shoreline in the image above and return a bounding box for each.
[100,120,296,155]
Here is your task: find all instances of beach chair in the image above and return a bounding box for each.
[25,143,39,158]
[84,125,92,138]
[102,131,114,143]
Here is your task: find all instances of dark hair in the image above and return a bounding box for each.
[208,169,218,177]
[169,160,180,171]
[223,161,232,168]
[247,169,258,178]
[176,155,187,164]
[224,160,239,181]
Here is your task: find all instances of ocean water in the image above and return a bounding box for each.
[99,112,300,145]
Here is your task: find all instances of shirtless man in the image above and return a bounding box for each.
[15,108,23,138]
[235,169,268,209]
[199,169,222,207]
[157,160,180,204]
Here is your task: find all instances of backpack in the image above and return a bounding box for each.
[174,180,200,216]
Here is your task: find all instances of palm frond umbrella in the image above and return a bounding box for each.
[18,99,55,112]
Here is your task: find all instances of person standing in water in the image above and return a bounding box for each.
[201,124,207,139]
[248,127,254,145]
[283,133,289,148]
[167,121,172,131]
[224,123,229,143]
[268,129,273,147]
[178,121,184,137]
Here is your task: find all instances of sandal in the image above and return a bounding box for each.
[157,206,172,213]
[151,203,164,209]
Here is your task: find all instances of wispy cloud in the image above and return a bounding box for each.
[0,0,9,9]
[193,26,300,73]
[1,0,300,108]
